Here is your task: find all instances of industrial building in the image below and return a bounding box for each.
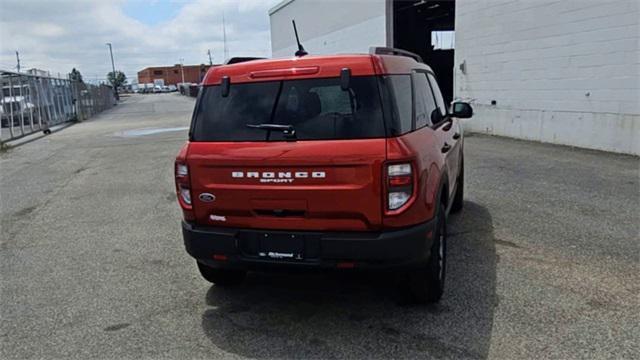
[269,0,639,155]
[137,64,214,85]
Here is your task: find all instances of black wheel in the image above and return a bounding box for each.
[450,158,464,213]
[43,129,52,135]
[196,262,246,287]
[405,204,447,303]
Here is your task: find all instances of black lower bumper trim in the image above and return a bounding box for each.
[182,219,435,269]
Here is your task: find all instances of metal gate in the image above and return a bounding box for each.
[1,70,116,144]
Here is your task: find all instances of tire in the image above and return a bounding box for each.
[450,157,464,213]
[196,262,246,287]
[405,204,447,303]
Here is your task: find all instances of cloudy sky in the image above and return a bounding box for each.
[0,0,281,83]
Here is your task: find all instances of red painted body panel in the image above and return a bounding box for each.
[186,139,387,231]
[202,54,434,85]
[383,129,444,228]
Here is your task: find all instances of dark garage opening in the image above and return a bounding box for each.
[392,0,456,104]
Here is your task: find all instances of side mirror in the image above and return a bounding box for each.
[451,102,473,118]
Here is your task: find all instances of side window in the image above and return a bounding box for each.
[427,73,447,117]
[412,72,438,128]
[384,75,412,134]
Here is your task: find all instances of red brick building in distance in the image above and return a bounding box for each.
[137,64,216,85]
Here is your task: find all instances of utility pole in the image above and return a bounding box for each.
[179,58,185,84]
[15,51,20,72]
[222,13,229,62]
[106,42,118,100]
[207,49,213,66]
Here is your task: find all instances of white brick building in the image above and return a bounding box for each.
[269,0,639,155]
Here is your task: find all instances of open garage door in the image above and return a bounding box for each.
[391,0,455,104]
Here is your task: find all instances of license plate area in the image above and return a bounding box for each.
[259,233,304,260]
[239,232,311,261]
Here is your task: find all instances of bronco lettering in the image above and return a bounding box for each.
[232,171,325,181]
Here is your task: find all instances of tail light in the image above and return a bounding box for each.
[175,161,195,221]
[386,163,415,212]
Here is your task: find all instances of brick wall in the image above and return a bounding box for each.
[455,0,639,154]
[137,65,212,85]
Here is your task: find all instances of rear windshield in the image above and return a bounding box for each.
[191,76,387,141]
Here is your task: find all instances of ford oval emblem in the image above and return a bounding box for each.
[199,193,216,202]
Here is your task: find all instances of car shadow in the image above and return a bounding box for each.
[201,201,497,359]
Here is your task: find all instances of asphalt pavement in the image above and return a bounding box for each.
[1,93,638,359]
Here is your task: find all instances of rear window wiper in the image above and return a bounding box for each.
[246,123,296,140]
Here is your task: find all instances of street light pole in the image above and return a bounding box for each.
[15,51,20,73]
[106,42,118,100]
[222,13,229,62]
[180,58,186,84]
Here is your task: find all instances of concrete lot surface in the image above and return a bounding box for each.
[1,93,638,359]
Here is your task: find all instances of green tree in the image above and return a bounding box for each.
[69,68,83,83]
[107,71,126,88]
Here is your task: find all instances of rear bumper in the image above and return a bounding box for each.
[182,219,435,270]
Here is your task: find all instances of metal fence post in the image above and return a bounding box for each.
[52,78,61,125]
[52,78,59,124]
[34,77,43,130]
[46,78,56,125]
[65,79,73,121]
[18,74,25,135]
[42,77,50,125]
[40,78,53,131]
[61,79,69,121]
[27,76,35,132]
[8,74,15,138]
[61,79,67,121]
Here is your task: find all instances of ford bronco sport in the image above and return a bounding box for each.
[175,47,473,303]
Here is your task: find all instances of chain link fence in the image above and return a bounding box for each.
[1,70,116,144]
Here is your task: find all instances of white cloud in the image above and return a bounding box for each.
[0,0,280,83]
[30,23,67,38]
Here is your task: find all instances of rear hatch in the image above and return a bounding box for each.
[188,75,387,231]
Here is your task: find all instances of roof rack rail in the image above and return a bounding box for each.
[369,47,423,63]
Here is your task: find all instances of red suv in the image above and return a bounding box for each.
[175,47,472,303]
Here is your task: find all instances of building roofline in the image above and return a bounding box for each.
[268,0,295,16]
